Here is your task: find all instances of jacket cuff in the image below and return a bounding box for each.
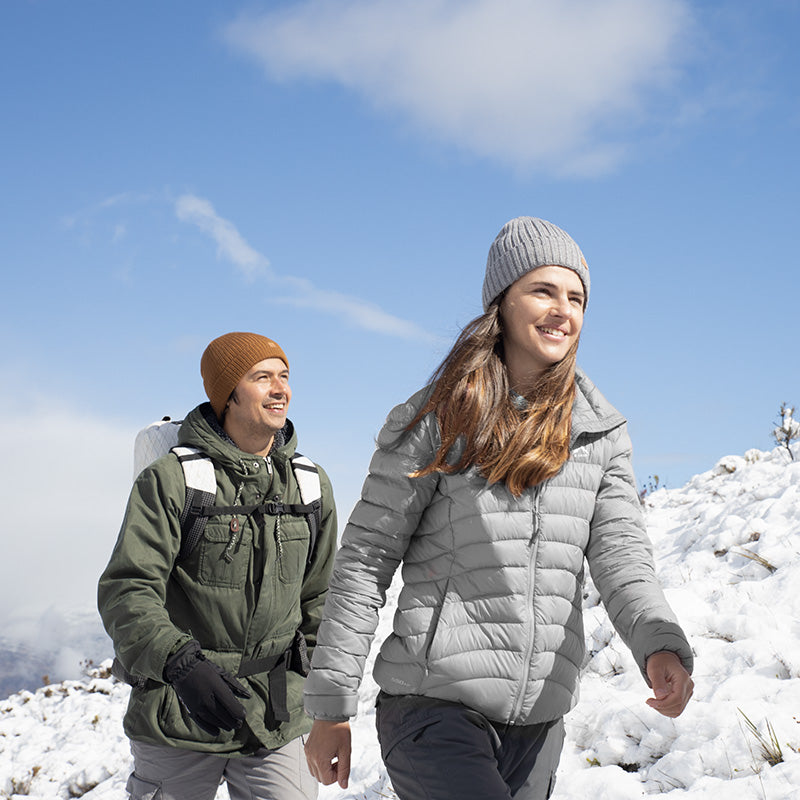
[303,692,359,721]
[153,633,194,682]
[162,639,202,683]
[633,620,694,684]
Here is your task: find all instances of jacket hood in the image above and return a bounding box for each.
[177,402,298,468]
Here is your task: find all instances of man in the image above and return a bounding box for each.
[99,332,337,800]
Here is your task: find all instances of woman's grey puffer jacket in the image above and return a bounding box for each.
[304,369,693,726]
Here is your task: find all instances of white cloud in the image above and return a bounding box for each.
[0,393,135,621]
[175,193,440,343]
[224,0,693,175]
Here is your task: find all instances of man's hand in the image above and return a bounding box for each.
[645,650,693,717]
[305,719,351,789]
[164,640,251,736]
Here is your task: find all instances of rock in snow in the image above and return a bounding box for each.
[1,444,799,799]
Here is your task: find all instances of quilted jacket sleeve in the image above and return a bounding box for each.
[304,391,441,720]
[586,423,694,680]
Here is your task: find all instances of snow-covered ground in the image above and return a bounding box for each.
[2,443,799,799]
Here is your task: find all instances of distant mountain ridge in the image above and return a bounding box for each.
[0,607,112,700]
[0,638,53,699]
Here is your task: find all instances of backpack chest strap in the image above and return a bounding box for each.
[193,500,318,518]
[171,445,322,564]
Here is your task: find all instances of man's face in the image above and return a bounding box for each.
[223,357,291,454]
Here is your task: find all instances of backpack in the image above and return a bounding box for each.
[134,417,322,565]
[113,417,323,703]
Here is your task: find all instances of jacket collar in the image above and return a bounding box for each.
[570,367,626,443]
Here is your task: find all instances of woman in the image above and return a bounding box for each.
[303,217,694,799]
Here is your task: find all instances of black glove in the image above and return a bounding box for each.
[164,640,251,736]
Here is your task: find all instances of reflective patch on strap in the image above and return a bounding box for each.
[173,446,216,494]
[173,447,216,560]
[291,455,320,505]
[291,454,322,565]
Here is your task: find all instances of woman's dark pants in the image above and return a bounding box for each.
[375,692,564,800]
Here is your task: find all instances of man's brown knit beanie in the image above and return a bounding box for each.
[200,332,289,419]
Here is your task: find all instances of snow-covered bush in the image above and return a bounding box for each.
[772,402,800,461]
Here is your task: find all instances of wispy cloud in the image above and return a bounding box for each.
[175,193,439,343]
[274,281,441,343]
[60,191,152,231]
[174,194,269,280]
[224,0,693,176]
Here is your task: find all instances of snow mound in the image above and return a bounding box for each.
[0,663,130,799]
[2,445,800,799]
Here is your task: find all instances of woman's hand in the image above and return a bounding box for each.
[645,651,694,717]
[305,719,352,789]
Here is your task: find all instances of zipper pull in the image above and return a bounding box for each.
[265,456,273,476]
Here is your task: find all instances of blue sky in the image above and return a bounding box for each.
[2,0,799,624]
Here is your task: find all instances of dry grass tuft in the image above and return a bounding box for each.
[738,709,784,768]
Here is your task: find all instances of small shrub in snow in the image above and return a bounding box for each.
[639,474,664,503]
[8,766,41,796]
[772,402,800,461]
[713,456,742,475]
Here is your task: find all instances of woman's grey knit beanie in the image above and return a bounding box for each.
[482,217,590,311]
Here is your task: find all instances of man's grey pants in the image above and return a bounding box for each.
[127,737,317,800]
[376,693,564,800]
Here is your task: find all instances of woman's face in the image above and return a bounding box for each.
[499,265,585,386]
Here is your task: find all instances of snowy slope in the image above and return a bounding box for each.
[2,444,799,800]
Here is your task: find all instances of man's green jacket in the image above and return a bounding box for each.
[98,403,337,754]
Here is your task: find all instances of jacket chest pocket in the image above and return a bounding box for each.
[274,516,310,585]
[197,520,252,588]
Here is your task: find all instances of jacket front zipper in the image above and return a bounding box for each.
[509,484,542,722]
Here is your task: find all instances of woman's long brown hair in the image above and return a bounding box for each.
[408,301,577,495]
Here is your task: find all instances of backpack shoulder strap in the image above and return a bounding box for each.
[172,446,216,561]
[170,447,323,565]
[290,453,322,566]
